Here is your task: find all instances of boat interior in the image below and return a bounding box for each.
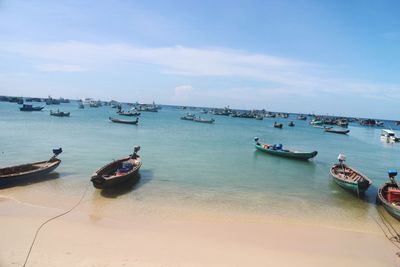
[332,165,365,182]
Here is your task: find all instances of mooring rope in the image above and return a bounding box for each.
[22,184,90,267]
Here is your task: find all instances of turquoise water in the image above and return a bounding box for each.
[1,101,400,226]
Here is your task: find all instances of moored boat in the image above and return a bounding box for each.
[377,170,400,220]
[19,104,44,111]
[273,122,283,128]
[324,127,350,134]
[380,129,399,143]
[288,121,295,127]
[109,117,139,125]
[330,154,372,196]
[193,117,215,123]
[50,110,70,117]
[117,110,141,116]
[0,148,62,185]
[254,138,318,160]
[181,113,195,120]
[91,147,142,189]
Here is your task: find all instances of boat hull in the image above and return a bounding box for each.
[330,165,371,196]
[255,144,317,160]
[91,157,142,189]
[377,183,400,220]
[0,159,61,184]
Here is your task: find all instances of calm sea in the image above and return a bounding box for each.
[1,101,400,228]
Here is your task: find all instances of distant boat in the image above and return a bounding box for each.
[310,119,323,126]
[181,114,195,120]
[296,115,307,120]
[117,110,141,116]
[255,115,264,120]
[380,129,399,142]
[254,138,318,160]
[324,127,350,134]
[330,154,372,196]
[79,103,84,109]
[360,119,384,127]
[336,119,349,127]
[377,170,400,220]
[0,148,62,185]
[91,147,142,189]
[19,104,44,111]
[273,122,283,128]
[50,110,70,117]
[109,117,139,125]
[288,121,295,127]
[193,117,215,123]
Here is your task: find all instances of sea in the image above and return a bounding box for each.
[1,101,400,229]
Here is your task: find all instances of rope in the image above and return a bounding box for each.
[22,184,90,267]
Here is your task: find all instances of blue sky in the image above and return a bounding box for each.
[0,0,399,119]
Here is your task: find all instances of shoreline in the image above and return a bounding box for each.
[1,194,398,266]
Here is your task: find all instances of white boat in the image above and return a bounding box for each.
[381,129,399,143]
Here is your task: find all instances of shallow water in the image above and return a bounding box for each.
[1,101,400,228]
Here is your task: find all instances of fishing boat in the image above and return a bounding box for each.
[181,113,195,120]
[50,110,70,117]
[193,117,215,123]
[310,119,323,126]
[380,129,399,143]
[117,110,141,116]
[336,119,349,127]
[330,154,372,196]
[109,117,139,125]
[91,147,142,189]
[288,121,295,127]
[324,127,350,134]
[255,115,264,120]
[273,122,283,128]
[377,170,400,220]
[254,138,318,160]
[296,115,307,120]
[19,104,44,111]
[0,148,62,184]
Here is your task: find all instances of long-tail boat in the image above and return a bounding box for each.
[50,110,70,117]
[193,117,215,123]
[273,122,283,128]
[109,117,139,125]
[377,170,400,220]
[324,127,350,134]
[19,104,44,111]
[330,154,372,196]
[254,138,317,160]
[91,147,142,189]
[117,110,141,116]
[0,148,62,184]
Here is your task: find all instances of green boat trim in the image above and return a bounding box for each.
[377,182,400,221]
[330,164,372,196]
[254,144,318,160]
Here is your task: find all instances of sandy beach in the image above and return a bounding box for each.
[1,192,398,267]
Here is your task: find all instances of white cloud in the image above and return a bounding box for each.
[37,64,86,72]
[172,85,193,102]
[0,40,399,100]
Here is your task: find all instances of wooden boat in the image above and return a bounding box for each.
[181,114,195,120]
[117,111,141,116]
[380,129,399,143]
[91,147,142,189]
[296,115,307,120]
[255,115,264,120]
[50,110,70,117]
[109,117,139,125]
[254,138,318,160]
[377,170,400,220]
[288,121,295,127]
[273,122,283,128]
[193,117,215,123]
[0,148,62,184]
[330,154,372,196]
[20,104,44,111]
[324,127,350,134]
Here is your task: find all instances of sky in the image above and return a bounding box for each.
[0,0,399,119]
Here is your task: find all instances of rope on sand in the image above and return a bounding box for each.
[22,184,90,267]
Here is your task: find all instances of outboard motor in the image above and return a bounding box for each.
[254,137,260,146]
[52,148,63,157]
[388,169,398,184]
[131,146,141,159]
[338,154,346,164]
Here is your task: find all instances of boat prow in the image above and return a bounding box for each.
[377,170,400,220]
